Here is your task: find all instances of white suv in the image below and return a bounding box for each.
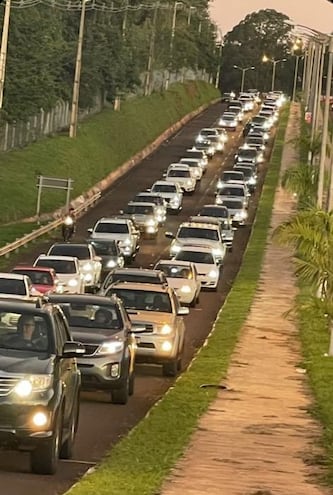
[87,217,140,262]
[165,164,196,193]
[33,255,85,294]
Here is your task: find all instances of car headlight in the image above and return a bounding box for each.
[196,135,203,142]
[212,248,223,257]
[249,177,256,185]
[84,273,93,283]
[98,341,124,355]
[68,278,78,287]
[208,270,218,278]
[208,147,214,154]
[219,120,226,126]
[14,375,53,397]
[217,180,223,189]
[170,197,180,207]
[170,243,181,254]
[107,259,117,268]
[186,180,193,187]
[145,219,156,227]
[215,196,222,205]
[180,285,191,294]
[120,238,131,246]
[83,262,93,271]
[160,324,172,335]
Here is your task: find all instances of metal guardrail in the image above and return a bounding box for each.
[0,191,101,258]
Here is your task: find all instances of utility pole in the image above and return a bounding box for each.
[69,0,88,138]
[144,1,159,96]
[165,1,182,90]
[0,0,11,110]
[320,37,333,209]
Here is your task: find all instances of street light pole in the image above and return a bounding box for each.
[320,36,333,209]
[144,1,159,96]
[69,0,88,138]
[0,0,11,110]
[292,55,302,101]
[233,65,255,93]
[165,1,182,90]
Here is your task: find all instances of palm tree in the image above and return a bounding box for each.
[281,163,317,208]
[273,207,333,354]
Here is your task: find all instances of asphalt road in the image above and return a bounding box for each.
[0,101,273,495]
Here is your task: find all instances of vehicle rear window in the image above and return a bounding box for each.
[178,227,218,241]
[156,264,191,279]
[200,207,228,218]
[95,222,129,234]
[48,245,90,259]
[35,259,76,274]
[175,251,214,264]
[57,303,121,331]
[0,279,26,295]
[152,184,176,193]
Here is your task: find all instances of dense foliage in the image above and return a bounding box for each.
[220,9,298,95]
[0,0,218,121]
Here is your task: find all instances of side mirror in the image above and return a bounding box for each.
[165,232,175,239]
[62,341,86,358]
[178,306,190,316]
[162,173,167,178]
[119,209,124,215]
[94,256,102,262]
[87,228,93,234]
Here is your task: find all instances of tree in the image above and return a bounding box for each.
[220,9,293,94]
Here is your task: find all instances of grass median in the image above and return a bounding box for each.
[65,107,290,495]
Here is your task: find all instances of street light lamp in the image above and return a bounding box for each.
[233,65,255,93]
[262,55,287,92]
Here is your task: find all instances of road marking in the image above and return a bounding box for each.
[61,459,97,466]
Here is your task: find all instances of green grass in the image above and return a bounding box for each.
[0,81,220,224]
[65,107,290,495]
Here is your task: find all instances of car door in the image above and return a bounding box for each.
[54,312,79,422]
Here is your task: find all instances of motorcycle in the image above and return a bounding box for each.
[62,215,75,242]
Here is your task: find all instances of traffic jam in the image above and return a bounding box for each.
[0,89,285,478]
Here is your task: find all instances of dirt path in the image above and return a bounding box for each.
[160,103,330,495]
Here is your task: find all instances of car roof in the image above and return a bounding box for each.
[0,299,55,314]
[111,268,164,276]
[155,259,193,268]
[108,282,170,293]
[127,201,156,208]
[179,221,219,230]
[36,255,78,261]
[12,265,56,273]
[49,243,90,248]
[95,217,131,224]
[201,204,228,210]
[189,216,223,226]
[47,293,120,306]
[153,180,178,187]
[0,272,27,281]
[176,244,214,253]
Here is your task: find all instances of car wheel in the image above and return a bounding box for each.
[111,369,129,405]
[60,395,79,460]
[30,412,62,475]
[162,359,178,377]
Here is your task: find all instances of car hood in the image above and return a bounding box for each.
[191,263,217,276]
[166,278,195,290]
[127,310,175,326]
[176,238,221,249]
[71,329,123,345]
[122,213,155,225]
[0,350,54,375]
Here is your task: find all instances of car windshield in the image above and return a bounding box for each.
[176,251,214,264]
[252,116,266,124]
[238,149,257,158]
[0,312,51,352]
[90,241,118,256]
[200,207,228,218]
[111,289,172,313]
[222,115,235,121]
[49,245,90,259]
[153,184,176,193]
[223,172,243,181]
[12,270,53,285]
[58,303,121,332]
[185,151,203,159]
[201,130,216,137]
[246,138,262,145]
[35,259,76,274]
[168,170,190,178]
[155,264,192,279]
[95,222,129,234]
[178,227,219,241]
[219,186,244,197]
[220,199,243,209]
[234,167,252,179]
[0,279,26,295]
[124,205,154,215]
[134,196,162,205]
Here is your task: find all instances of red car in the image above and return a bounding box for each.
[11,265,60,295]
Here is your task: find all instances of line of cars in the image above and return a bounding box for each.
[0,91,284,475]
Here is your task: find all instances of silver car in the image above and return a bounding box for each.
[154,259,201,307]
[120,202,159,239]
[150,181,183,214]
[174,245,220,291]
[215,197,248,226]
[109,282,188,376]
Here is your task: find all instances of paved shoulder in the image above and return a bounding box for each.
[161,103,329,495]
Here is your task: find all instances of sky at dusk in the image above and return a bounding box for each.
[209,0,333,36]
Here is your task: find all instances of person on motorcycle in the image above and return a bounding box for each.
[62,207,76,241]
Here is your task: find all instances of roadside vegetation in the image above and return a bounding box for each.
[0,81,219,224]
[64,106,290,495]
[273,107,333,485]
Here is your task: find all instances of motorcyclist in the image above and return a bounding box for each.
[62,207,76,241]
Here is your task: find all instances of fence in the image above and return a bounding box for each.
[0,70,209,152]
